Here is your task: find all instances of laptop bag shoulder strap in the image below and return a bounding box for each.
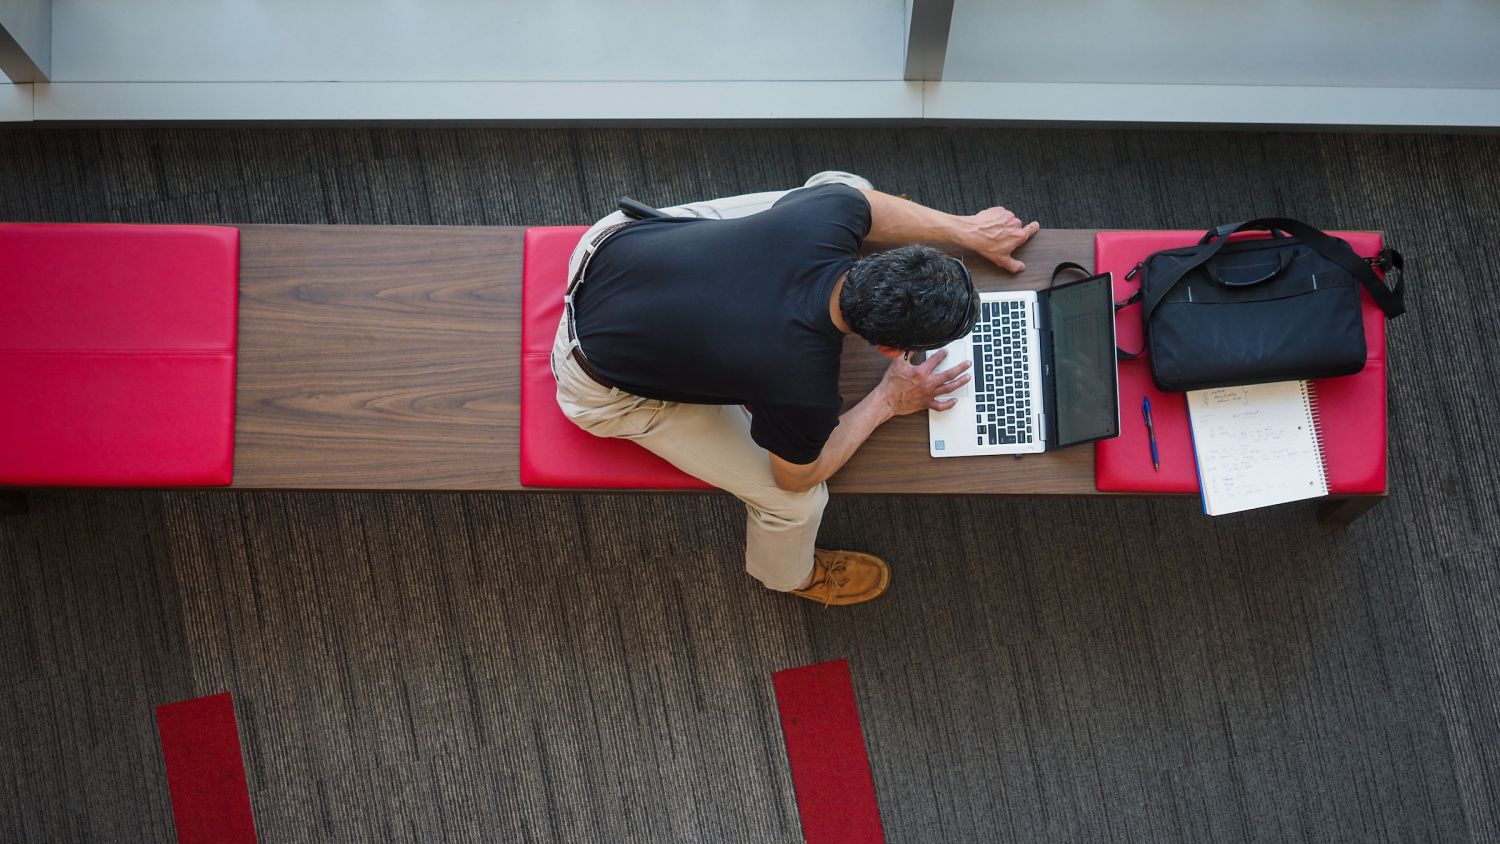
[1141,218,1406,328]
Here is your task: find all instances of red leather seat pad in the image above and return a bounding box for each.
[1094,230,1388,495]
[0,353,235,487]
[0,224,238,487]
[519,226,711,489]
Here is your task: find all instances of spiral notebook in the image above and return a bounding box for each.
[1186,380,1330,515]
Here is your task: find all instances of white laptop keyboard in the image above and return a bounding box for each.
[971,300,1035,446]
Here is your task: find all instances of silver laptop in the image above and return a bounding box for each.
[928,271,1120,457]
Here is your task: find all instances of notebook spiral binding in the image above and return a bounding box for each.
[1302,381,1331,490]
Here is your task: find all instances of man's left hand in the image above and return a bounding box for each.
[964,207,1041,273]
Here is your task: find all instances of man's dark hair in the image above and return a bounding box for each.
[840,245,980,351]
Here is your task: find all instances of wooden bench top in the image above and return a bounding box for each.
[232,224,1101,493]
[229,224,1380,523]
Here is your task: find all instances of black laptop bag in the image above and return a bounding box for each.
[1127,218,1405,391]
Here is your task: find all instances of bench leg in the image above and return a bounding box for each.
[1317,495,1383,526]
[0,491,28,516]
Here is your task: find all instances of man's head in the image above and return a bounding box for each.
[839,245,981,354]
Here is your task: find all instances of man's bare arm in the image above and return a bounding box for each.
[768,190,1032,491]
[857,188,1041,273]
[769,350,972,492]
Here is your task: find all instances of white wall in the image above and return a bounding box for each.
[945,0,1500,90]
[8,0,1500,124]
[0,79,30,118]
[51,0,905,82]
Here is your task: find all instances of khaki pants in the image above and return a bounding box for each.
[552,171,873,590]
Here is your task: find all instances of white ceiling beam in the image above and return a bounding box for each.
[904,0,954,82]
[0,0,49,81]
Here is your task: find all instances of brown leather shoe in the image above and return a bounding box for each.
[789,549,891,607]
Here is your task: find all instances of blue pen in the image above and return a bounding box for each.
[1142,396,1160,471]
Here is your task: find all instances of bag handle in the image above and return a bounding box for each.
[1140,218,1406,327]
[1199,227,1292,287]
[1196,227,1289,246]
[1204,249,1293,287]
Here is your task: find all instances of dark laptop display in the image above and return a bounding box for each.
[927,270,1119,458]
[1039,274,1120,448]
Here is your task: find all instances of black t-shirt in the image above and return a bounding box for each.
[572,184,871,464]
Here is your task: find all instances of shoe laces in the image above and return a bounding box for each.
[813,555,851,608]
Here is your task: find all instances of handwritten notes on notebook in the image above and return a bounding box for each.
[1187,381,1330,516]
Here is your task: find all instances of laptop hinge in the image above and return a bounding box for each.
[1033,291,1059,448]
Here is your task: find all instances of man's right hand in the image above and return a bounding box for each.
[876,349,972,417]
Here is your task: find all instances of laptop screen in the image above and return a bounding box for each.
[1047,274,1120,447]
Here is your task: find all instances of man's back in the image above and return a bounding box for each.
[554,170,1034,605]
[572,184,872,463]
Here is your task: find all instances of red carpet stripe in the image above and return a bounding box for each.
[772,658,886,844]
[155,692,258,844]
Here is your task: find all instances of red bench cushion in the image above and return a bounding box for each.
[520,227,711,489]
[1093,230,1388,495]
[0,224,238,487]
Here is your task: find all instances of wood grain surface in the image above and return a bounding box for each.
[233,225,524,489]
[232,225,1109,494]
[831,230,1102,494]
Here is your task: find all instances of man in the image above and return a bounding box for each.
[553,172,1039,606]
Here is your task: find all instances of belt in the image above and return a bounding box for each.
[565,219,637,310]
[569,346,617,390]
[564,218,637,391]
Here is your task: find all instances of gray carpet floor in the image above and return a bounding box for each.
[1,127,1498,843]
